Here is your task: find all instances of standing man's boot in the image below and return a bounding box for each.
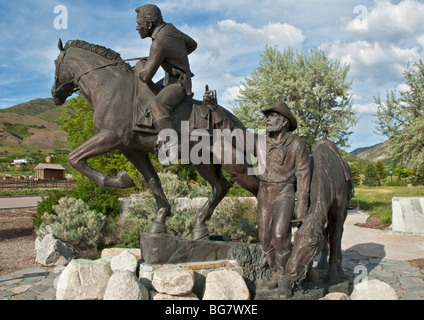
[275,250,293,299]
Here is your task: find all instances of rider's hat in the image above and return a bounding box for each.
[262,101,297,132]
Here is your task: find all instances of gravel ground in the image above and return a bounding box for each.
[0,208,39,277]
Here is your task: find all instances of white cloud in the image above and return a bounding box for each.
[222,85,242,103]
[397,83,411,93]
[178,19,304,104]
[344,0,424,44]
[328,40,421,85]
[353,102,378,114]
[417,34,424,48]
[217,20,305,49]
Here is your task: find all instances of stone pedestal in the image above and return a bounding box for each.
[392,197,424,235]
[139,233,271,284]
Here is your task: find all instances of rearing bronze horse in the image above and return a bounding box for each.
[52,39,259,240]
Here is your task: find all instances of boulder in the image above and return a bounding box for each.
[56,258,113,300]
[151,268,195,296]
[110,250,138,274]
[150,291,199,300]
[103,271,149,300]
[202,269,250,300]
[350,279,399,300]
[319,292,351,300]
[35,234,74,266]
[101,248,142,261]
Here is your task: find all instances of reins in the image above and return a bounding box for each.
[54,51,148,98]
[74,56,148,83]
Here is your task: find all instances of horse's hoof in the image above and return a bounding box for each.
[317,260,329,270]
[325,272,340,285]
[148,221,167,234]
[192,226,209,240]
[117,170,136,188]
[305,267,320,283]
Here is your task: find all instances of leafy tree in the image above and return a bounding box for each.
[375,59,424,168]
[412,163,424,184]
[349,162,362,186]
[233,45,357,148]
[394,165,412,179]
[363,163,379,187]
[375,160,387,184]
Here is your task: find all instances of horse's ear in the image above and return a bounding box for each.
[58,38,64,51]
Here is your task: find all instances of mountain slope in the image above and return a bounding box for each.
[0,112,68,151]
[356,140,393,166]
[0,98,67,125]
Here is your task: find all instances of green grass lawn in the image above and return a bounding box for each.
[352,185,424,224]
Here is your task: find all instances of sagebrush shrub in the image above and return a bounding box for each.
[39,197,109,250]
[116,193,257,247]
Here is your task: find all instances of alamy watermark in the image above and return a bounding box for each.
[54,5,68,30]
[353,264,368,289]
[353,5,368,30]
[157,121,266,175]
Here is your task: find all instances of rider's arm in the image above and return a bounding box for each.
[182,33,197,55]
[138,41,164,83]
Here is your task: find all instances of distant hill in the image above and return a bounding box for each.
[356,140,393,166]
[0,112,68,151]
[0,98,67,125]
[350,143,383,156]
[0,98,69,155]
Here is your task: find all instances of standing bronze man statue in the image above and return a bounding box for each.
[204,93,310,298]
[257,102,310,298]
[135,4,197,152]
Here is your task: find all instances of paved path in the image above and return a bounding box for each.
[340,210,424,300]
[0,196,42,209]
[0,209,423,300]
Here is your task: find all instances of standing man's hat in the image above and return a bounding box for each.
[262,101,297,132]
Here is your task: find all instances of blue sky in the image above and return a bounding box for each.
[1,0,423,152]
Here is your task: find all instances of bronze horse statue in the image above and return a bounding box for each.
[285,139,354,286]
[51,39,259,240]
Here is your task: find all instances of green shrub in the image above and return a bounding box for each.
[208,198,258,242]
[33,178,122,229]
[32,189,69,228]
[68,178,121,220]
[158,172,210,198]
[116,194,258,248]
[39,197,109,250]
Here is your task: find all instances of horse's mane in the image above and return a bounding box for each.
[65,40,133,73]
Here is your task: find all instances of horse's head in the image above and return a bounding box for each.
[52,39,78,106]
[285,219,324,283]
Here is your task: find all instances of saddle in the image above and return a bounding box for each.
[132,94,212,135]
[131,63,212,135]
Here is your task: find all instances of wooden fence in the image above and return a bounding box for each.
[0,179,76,190]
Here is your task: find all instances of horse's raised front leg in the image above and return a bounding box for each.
[68,130,135,188]
[192,164,230,240]
[122,150,171,234]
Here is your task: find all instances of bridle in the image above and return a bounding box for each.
[53,48,78,99]
[53,47,147,99]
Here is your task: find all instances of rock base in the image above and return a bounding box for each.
[140,233,271,284]
[254,270,350,300]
